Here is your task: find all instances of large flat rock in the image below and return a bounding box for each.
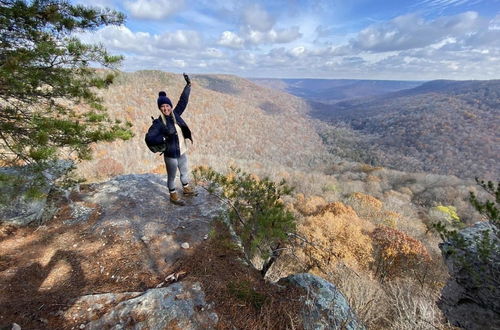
[80,174,223,271]
[65,282,218,329]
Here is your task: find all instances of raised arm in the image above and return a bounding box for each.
[173,73,191,115]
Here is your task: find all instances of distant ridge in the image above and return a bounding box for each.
[312,79,500,180]
[324,79,500,120]
[251,78,423,103]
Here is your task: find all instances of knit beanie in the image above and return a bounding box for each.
[157,91,173,108]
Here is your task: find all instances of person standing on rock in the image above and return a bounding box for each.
[151,73,196,205]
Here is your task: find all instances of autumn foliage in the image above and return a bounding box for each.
[371,226,431,280]
[193,166,296,277]
[298,202,373,272]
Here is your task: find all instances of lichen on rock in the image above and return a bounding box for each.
[279,273,365,330]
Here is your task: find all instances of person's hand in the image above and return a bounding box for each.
[183,73,191,86]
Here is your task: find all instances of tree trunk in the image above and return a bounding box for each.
[261,243,281,277]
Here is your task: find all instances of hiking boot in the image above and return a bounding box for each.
[170,192,186,206]
[183,185,198,196]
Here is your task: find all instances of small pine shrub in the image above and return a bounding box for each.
[469,179,499,226]
[193,166,296,277]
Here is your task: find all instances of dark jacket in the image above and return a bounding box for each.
[147,84,192,158]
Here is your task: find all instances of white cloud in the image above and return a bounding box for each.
[236,52,257,65]
[290,46,306,57]
[214,36,500,79]
[418,0,482,11]
[462,14,500,48]
[172,59,187,67]
[243,4,275,32]
[273,26,302,43]
[231,26,302,46]
[202,48,225,58]
[213,4,303,49]
[490,14,500,30]
[73,0,115,8]
[464,29,500,48]
[79,25,153,53]
[217,31,245,49]
[77,25,202,57]
[75,2,499,79]
[350,11,483,52]
[124,0,184,20]
[157,30,202,49]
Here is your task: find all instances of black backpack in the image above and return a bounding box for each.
[145,116,166,153]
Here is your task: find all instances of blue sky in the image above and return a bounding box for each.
[75,0,500,80]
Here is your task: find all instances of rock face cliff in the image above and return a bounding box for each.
[438,222,500,330]
[0,173,363,329]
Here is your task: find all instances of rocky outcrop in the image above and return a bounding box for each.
[280,273,365,330]
[65,282,218,329]
[438,221,500,330]
[75,173,223,275]
[1,172,364,329]
[0,161,73,226]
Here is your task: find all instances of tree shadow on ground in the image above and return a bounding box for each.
[0,249,85,329]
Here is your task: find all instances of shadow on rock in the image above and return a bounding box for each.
[0,250,86,328]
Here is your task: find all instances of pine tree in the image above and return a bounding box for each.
[469,179,499,227]
[0,0,132,194]
[193,166,296,277]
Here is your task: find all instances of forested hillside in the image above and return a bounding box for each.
[310,80,500,180]
[251,78,422,103]
[76,71,333,181]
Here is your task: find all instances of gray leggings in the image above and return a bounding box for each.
[164,153,190,191]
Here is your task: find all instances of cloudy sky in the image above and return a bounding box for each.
[75,0,500,80]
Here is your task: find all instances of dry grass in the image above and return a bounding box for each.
[384,279,453,330]
[173,220,304,330]
[325,265,389,329]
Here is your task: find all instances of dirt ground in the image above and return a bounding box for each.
[0,187,192,329]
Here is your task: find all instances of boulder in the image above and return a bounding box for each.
[0,160,73,226]
[65,282,218,329]
[438,221,500,330]
[280,273,365,330]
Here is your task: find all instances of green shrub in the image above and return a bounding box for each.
[193,166,296,277]
[469,179,499,227]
